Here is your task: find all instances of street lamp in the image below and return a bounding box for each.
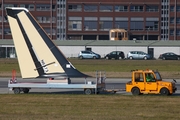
[147,27,150,40]
[2,0,4,39]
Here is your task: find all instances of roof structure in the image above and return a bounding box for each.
[1,39,180,47]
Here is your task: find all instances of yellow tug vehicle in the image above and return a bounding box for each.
[126,69,177,95]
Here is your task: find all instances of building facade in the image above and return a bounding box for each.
[0,0,59,40]
[0,0,180,40]
[67,0,180,40]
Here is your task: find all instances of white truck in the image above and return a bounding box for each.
[8,72,106,95]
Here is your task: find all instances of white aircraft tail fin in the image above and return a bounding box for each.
[6,7,89,79]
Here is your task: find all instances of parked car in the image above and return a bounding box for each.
[127,51,151,60]
[78,50,101,59]
[159,52,180,60]
[104,51,125,60]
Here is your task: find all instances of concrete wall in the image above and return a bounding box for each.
[153,47,180,58]
[2,45,180,59]
[58,46,148,58]
[58,45,180,59]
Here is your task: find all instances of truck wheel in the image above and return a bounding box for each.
[14,88,20,94]
[84,89,92,95]
[23,88,29,94]
[131,87,140,95]
[160,88,169,95]
[118,56,122,60]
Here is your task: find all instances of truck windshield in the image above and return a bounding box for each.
[154,72,162,81]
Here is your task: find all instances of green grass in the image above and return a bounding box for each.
[0,58,180,78]
[70,59,180,78]
[0,59,180,120]
[0,94,180,120]
[73,59,180,72]
[0,58,19,72]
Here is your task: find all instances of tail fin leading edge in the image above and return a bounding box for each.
[6,7,89,78]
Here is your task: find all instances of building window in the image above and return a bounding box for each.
[146,5,159,12]
[44,28,56,35]
[37,16,54,23]
[115,5,128,12]
[170,29,174,36]
[130,18,144,30]
[99,5,113,12]
[115,17,128,30]
[0,47,16,58]
[161,11,168,14]
[115,21,128,30]
[84,5,97,12]
[37,17,42,23]
[177,6,180,12]
[145,21,158,30]
[4,28,11,35]
[3,16,7,22]
[3,4,17,8]
[20,4,35,11]
[58,4,65,9]
[170,6,174,12]
[170,17,174,24]
[52,17,56,23]
[177,18,180,24]
[8,47,16,58]
[52,5,56,11]
[146,18,159,31]
[161,5,168,10]
[130,6,143,12]
[176,30,180,36]
[99,21,113,31]
[0,28,2,35]
[68,5,82,11]
[84,21,97,31]
[36,4,50,11]
[130,21,143,30]
[0,47,6,58]
[84,17,97,31]
[68,17,82,31]
[99,17,113,31]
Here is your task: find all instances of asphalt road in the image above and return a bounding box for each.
[0,78,180,95]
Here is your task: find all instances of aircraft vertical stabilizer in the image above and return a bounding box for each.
[6,7,89,78]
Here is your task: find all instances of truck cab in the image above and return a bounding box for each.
[126,69,177,95]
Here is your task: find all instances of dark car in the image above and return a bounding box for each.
[159,52,180,60]
[104,51,125,60]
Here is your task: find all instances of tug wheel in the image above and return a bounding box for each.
[160,88,169,95]
[131,87,140,95]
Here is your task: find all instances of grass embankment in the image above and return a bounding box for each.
[0,58,180,78]
[0,94,180,120]
[0,59,180,120]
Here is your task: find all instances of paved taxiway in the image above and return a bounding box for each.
[0,78,180,95]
